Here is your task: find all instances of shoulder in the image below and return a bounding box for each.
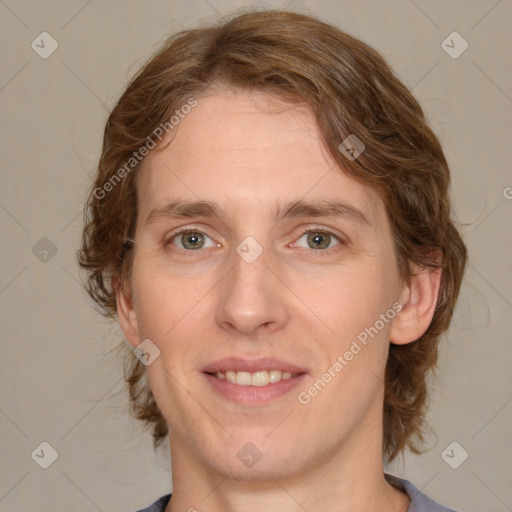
[130,479,461,512]
[131,493,172,512]
[385,473,459,512]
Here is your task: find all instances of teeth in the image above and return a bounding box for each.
[225,370,237,384]
[215,369,295,386]
[236,371,252,386]
[251,371,269,387]
[269,370,281,383]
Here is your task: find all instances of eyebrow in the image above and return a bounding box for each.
[145,199,371,227]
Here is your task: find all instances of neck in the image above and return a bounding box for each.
[165,417,409,512]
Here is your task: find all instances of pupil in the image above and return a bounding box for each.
[309,232,329,249]
[184,233,203,249]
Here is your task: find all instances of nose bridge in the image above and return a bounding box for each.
[215,236,288,335]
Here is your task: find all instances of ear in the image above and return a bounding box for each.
[390,256,442,345]
[114,274,140,348]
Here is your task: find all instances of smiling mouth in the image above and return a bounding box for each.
[202,357,308,403]
[206,369,299,386]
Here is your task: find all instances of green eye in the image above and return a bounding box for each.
[180,232,206,250]
[306,231,332,249]
[164,230,216,251]
[295,230,342,251]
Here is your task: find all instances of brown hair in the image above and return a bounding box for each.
[78,9,467,462]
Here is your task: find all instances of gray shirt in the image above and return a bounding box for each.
[133,473,459,512]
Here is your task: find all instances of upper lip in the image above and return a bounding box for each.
[201,357,308,374]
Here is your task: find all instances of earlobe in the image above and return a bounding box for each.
[114,275,140,348]
[390,262,442,346]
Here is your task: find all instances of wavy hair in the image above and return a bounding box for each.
[78,9,467,462]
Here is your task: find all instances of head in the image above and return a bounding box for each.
[79,9,467,474]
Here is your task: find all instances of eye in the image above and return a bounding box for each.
[162,226,344,254]
[164,229,218,251]
[293,228,343,252]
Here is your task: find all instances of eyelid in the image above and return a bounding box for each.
[162,224,347,252]
[163,225,220,248]
[295,224,347,241]
[290,225,347,252]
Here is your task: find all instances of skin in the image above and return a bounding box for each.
[117,87,441,512]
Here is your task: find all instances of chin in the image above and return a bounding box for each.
[200,439,312,482]
[215,458,302,482]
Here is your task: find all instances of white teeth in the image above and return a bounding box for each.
[225,370,237,383]
[214,369,297,386]
[251,371,269,387]
[269,370,281,383]
[236,371,252,386]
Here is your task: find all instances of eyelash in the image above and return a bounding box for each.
[162,226,346,256]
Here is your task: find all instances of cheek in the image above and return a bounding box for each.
[297,263,392,343]
[298,270,395,413]
[130,259,221,388]
[131,259,199,342]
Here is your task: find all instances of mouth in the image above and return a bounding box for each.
[207,369,297,386]
[201,357,308,404]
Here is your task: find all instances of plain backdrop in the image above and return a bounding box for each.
[1,1,511,511]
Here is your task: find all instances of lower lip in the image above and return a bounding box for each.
[203,372,307,405]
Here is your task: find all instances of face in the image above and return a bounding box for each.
[119,88,407,480]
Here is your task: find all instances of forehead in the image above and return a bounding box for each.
[136,89,384,227]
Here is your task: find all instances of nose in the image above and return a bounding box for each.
[215,241,289,336]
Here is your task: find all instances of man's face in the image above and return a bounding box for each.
[122,88,405,479]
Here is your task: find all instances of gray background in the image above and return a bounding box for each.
[1,0,511,511]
